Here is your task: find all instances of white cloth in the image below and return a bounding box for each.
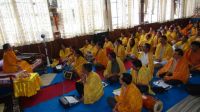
[140,53,149,66]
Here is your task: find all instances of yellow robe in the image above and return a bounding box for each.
[3,50,32,73]
[128,38,139,47]
[138,52,154,75]
[139,35,153,47]
[103,41,114,50]
[120,37,128,46]
[155,43,173,61]
[114,45,126,61]
[171,31,177,42]
[95,49,108,67]
[130,66,152,85]
[175,41,190,52]
[125,44,138,58]
[103,57,126,78]
[153,36,161,48]
[84,71,103,104]
[80,44,93,55]
[73,56,87,77]
[115,84,142,112]
[138,34,146,45]
[166,31,172,41]
[191,27,198,36]
[157,58,189,83]
[91,46,98,57]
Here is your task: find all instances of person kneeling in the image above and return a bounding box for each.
[107,73,142,112]
[104,51,126,84]
[75,63,104,104]
[157,49,190,85]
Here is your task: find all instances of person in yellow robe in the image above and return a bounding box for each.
[107,73,142,112]
[3,43,33,73]
[103,37,114,50]
[190,24,198,36]
[127,33,139,47]
[184,41,200,71]
[120,33,128,46]
[135,27,142,39]
[71,49,87,78]
[155,36,173,66]
[104,51,126,84]
[170,28,178,44]
[138,30,146,43]
[90,40,98,56]
[114,39,126,61]
[80,39,93,56]
[94,42,108,68]
[139,43,154,75]
[51,44,72,67]
[153,31,162,52]
[139,33,153,48]
[181,21,193,36]
[75,63,103,104]
[157,49,190,85]
[174,36,190,52]
[125,38,138,59]
[130,59,152,93]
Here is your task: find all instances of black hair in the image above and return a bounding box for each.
[175,48,184,56]
[96,42,103,48]
[191,41,200,48]
[161,35,167,40]
[75,49,84,57]
[121,73,132,85]
[83,63,93,72]
[117,39,122,45]
[132,59,142,68]
[129,38,135,48]
[108,51,116,59]
[144,43,151,50]
[3,43,10,51]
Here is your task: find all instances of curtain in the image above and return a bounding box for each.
[57,0,107,38]
[110,0,140,29]
[0,0,53,48]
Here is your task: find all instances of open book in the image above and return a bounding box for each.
[153,80,172,89]
[64,96,79,104]
[112,88,121,96]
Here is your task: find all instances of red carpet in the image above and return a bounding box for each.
[20,61,132,108]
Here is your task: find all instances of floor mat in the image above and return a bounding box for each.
[167,95,200,112]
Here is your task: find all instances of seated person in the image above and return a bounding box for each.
[107,73,142,112]
[120,33,128,47]
[152,31,162,52]
[104,51,126,84]
[114,39,126,61]
[139,43,154,75]
[125,38,138,60]
[130,59,152,93]
[80,39,92,56]
[138,33,153,50]
[127,33,139,47]
[94,42,108,69]
[184,41,200,72]
[51,44,72,67]
[103,37,114,50]
[71,49,87,78]
[154,35,173,66]
[157,49,189,85]
[75,63,103,104]
[173,36,190,52]
[3,43,35,73]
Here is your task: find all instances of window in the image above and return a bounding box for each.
[0,0,53,47]
[57,0,107,38]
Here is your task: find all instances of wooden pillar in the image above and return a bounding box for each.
[141,0,145,24]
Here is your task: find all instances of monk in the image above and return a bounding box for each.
[71,49,87,78]
[155,35,173,66]
[152,31,162,52]
[114,39,126,61]
[103,37,114,50]
[190,24,198,36]
[3,43,33,73]
[130,59,152,93]
[120,33,128,46]
[139,33,153,48]
[107,73,142,112]
[94,42,108,68]
[104,51,126,84]
[174,36,190,52]
[125,38,138,59]
[181,21,193,36]
[139,43,154,75]
[80,39,93,56]
[184,41,200,71]
[75,63,103,104]
[127,33,139,47]
[51,44,72,67]
[135,27,142,39]
[157,49,190,85]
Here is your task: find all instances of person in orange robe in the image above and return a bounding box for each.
[184,41,200,71]
[157,48,190,85]
[3,43,33,73]
[94,42,108,68]
[107,73,142,112]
